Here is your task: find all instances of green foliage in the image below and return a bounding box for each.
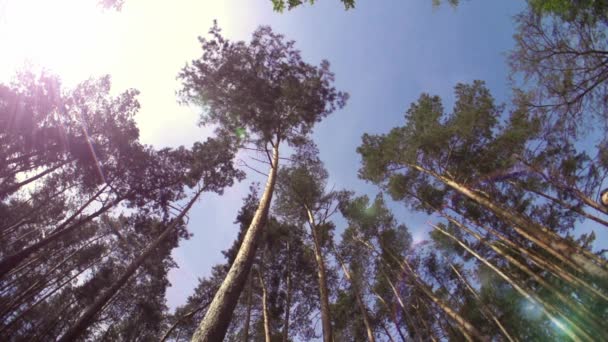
[179,22,347,149]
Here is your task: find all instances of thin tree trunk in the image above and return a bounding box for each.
[449,264,517,342]
[192,144,280,342]
[282,241,291,342]
[0,251,110,336]
[57,188,205,342]
[379,320,395,342]
[432,224,593,342]
[0,234,106,320]
[441,216,606,333]
[372,292,407,342]
[408,163,608,280]
[510,180,608,227]
[160,301,212,342]
[305,207,333,342]
[258,268,272,342]
[441,206,608,303]
[358,237,486,342]
[0,185,115,279]
[0,161,67,198]
[333,245,375,342]
[243,274,253,342]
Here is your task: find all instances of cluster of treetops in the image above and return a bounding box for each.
[1,0,607,341]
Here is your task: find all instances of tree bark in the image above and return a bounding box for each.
[305,207,333,342]
[191,144,279,342]
[333,245,375,342]
[441,216,606,333]
[282,241,291,342]
[449,264,517,342]
[432,224,593,342]
[0,186,115,279]
[241,273,253,342]
[258,268,272,342]
[58,188,204,342]
[408,163,608,280]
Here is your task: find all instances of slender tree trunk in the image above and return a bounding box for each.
[0,234,106,320]
[57,188,205,342]
[258,268,272,342]
[0,186,116,279]
[510,181,608,227]
[372,292,407,342]
[192,144,280,342]
[408,163,608,280]
[449,264,517,342]
[282,241,291,342]
[441,216,606,333]
[441,207,608,303]
[0,251,109,336]
[432,224,593,342]
[359,237,486,342]
[379,320,395,342]
[243,274,253,342]
[305,208,333,342]
[160,301,211,342]
[333,245,375,342]
[0,161,67,198]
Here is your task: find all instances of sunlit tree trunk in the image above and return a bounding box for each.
[449,264,517,342]
[408,163,608,280]
[442,215,606,333]
[432,224,594,342]
[192,144,279,342]
[305,207,333,342]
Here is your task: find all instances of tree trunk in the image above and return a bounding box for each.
[57,188,204,342]
[440,207,608,303]
[258,268,272,342]
[372,292,407,342]
[242,274,253,342]
[409,163,608,280]
[305,208,333,342]
[192,144,279,342]
[432,224,593,342]
[160,301,211,342]
[282,241,291,342]
[441,216,606,333]
[359,237,486,342]
[0,186,116,279]
[333,245,375,342]
[449,264,517,342]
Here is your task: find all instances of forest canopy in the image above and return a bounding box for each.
[1,1,607,341]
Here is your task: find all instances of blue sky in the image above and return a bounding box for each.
[163,0,528,310]
[3,0,605,317]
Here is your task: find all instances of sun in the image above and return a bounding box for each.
[0,0,111,83]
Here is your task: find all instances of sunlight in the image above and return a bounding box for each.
[0,0,109,81]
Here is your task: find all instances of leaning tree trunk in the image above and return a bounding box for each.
[0,186,120,279]
[192,144,279,342]
[432,224,593,342]
[333,245,375,342]
[408,163,608,281]
[57,188,205,342]
[305,208,333,342]
[449,264,517,342]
